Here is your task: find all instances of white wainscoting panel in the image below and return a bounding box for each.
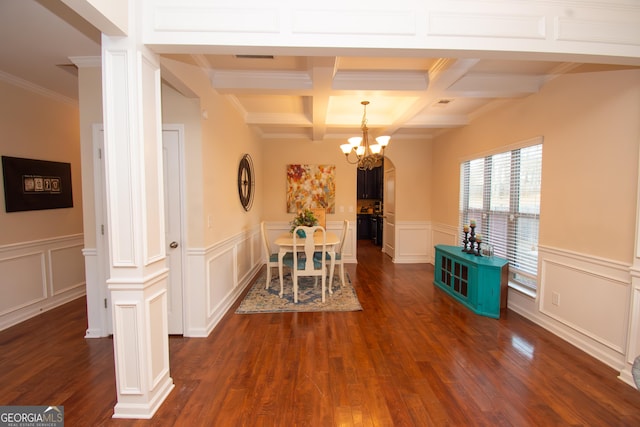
[0,252,46,314]
[394,221,430,264]
[508,245,631,370]
[0,234,86,331]
[184,226,262,337]
[50,243,86,295]
[206,245,236,319]
[431,222,459,254]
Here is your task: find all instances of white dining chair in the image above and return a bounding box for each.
[316,220,348,287]
[283,225,327,303]
[261,221,280,290]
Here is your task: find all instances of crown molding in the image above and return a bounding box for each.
[0,70,77,107]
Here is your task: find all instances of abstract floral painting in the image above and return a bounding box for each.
[286,164,336,213]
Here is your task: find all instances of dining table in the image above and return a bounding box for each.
[274,230,340,297]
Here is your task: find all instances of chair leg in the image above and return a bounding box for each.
[340,263,346,287]
[321,270,326,303]
[266,264,271,289]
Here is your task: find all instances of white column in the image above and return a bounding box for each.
[621,144,640,387]
[101,12,174,418]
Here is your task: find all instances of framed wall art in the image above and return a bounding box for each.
[286,164,335,214]
[1,156,74,212]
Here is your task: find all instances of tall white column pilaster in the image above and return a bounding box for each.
[621,140,640,388]
[101,16,174,418]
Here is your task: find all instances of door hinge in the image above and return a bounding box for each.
[104,298,107,309]
[101,224,104,235]
[98,148,102,159]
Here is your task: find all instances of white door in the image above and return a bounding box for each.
[94,126,112,335]
[162,127,185,335]
[383,165,396,260]
[93,126,185,335]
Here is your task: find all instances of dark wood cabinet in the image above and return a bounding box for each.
[357,214,371,240]
[371,215,383,246]
[357,165,383,199]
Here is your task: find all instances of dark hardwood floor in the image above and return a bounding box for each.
[2,240,640,426]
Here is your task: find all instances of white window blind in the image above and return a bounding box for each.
[459,142,542,291]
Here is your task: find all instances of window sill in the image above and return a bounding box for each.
[508,281,537,299]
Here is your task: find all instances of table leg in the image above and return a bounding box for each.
[278,249,286,298]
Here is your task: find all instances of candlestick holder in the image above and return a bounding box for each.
[475,241,482,256]
[462,231,469,251]
[466,225,476,254]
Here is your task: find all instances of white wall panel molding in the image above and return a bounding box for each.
[182,225,263,337]
[140,52,165,267]
[428,12,546,40]
[145,286,170,390]
[103,48,138,268]
[431,222,459,248]
[49,243,85,296]
[143,1,640,62]
[0,252,46,315]
[539,258,629,354]
[394,221,430,264]
[183,250,206,337]
[620,269,640,386]
[0,234,85,332]
[508,245,632,371]
[292,9,417,36]
[556,17,640,46]
[153,5,280,33]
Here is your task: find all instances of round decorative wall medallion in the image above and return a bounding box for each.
[237,154,255,211]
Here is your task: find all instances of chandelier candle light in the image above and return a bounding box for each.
[340,101,391,171]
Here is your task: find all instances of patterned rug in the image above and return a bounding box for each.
[236,270,362,313]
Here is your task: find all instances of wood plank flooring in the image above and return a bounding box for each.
[1,240,640,426]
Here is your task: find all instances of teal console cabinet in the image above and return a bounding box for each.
[433,244,509,319]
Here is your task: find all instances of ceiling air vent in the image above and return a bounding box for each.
[235,55,274,59]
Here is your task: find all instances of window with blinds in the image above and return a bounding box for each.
[459,141,543,292]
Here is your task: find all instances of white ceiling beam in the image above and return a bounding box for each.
[446,73,544,97]
[309,57,338,141]
[381,58,479,135]
[245,112,311,126]
[210,70,312,91]
[404,114,469,127]
[332,70,429,91]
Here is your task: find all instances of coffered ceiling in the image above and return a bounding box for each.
[2,1,638,141]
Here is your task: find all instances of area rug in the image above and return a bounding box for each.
[236,270,362,313]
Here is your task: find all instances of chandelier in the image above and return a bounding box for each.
[339,101,390,170]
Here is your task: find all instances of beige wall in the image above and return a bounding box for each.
[0,81,84,245]
[261,137,432,224]
[431,69,640,263]
[262,138,357,222]
[384,139,432,222]
[160,58,263,246]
